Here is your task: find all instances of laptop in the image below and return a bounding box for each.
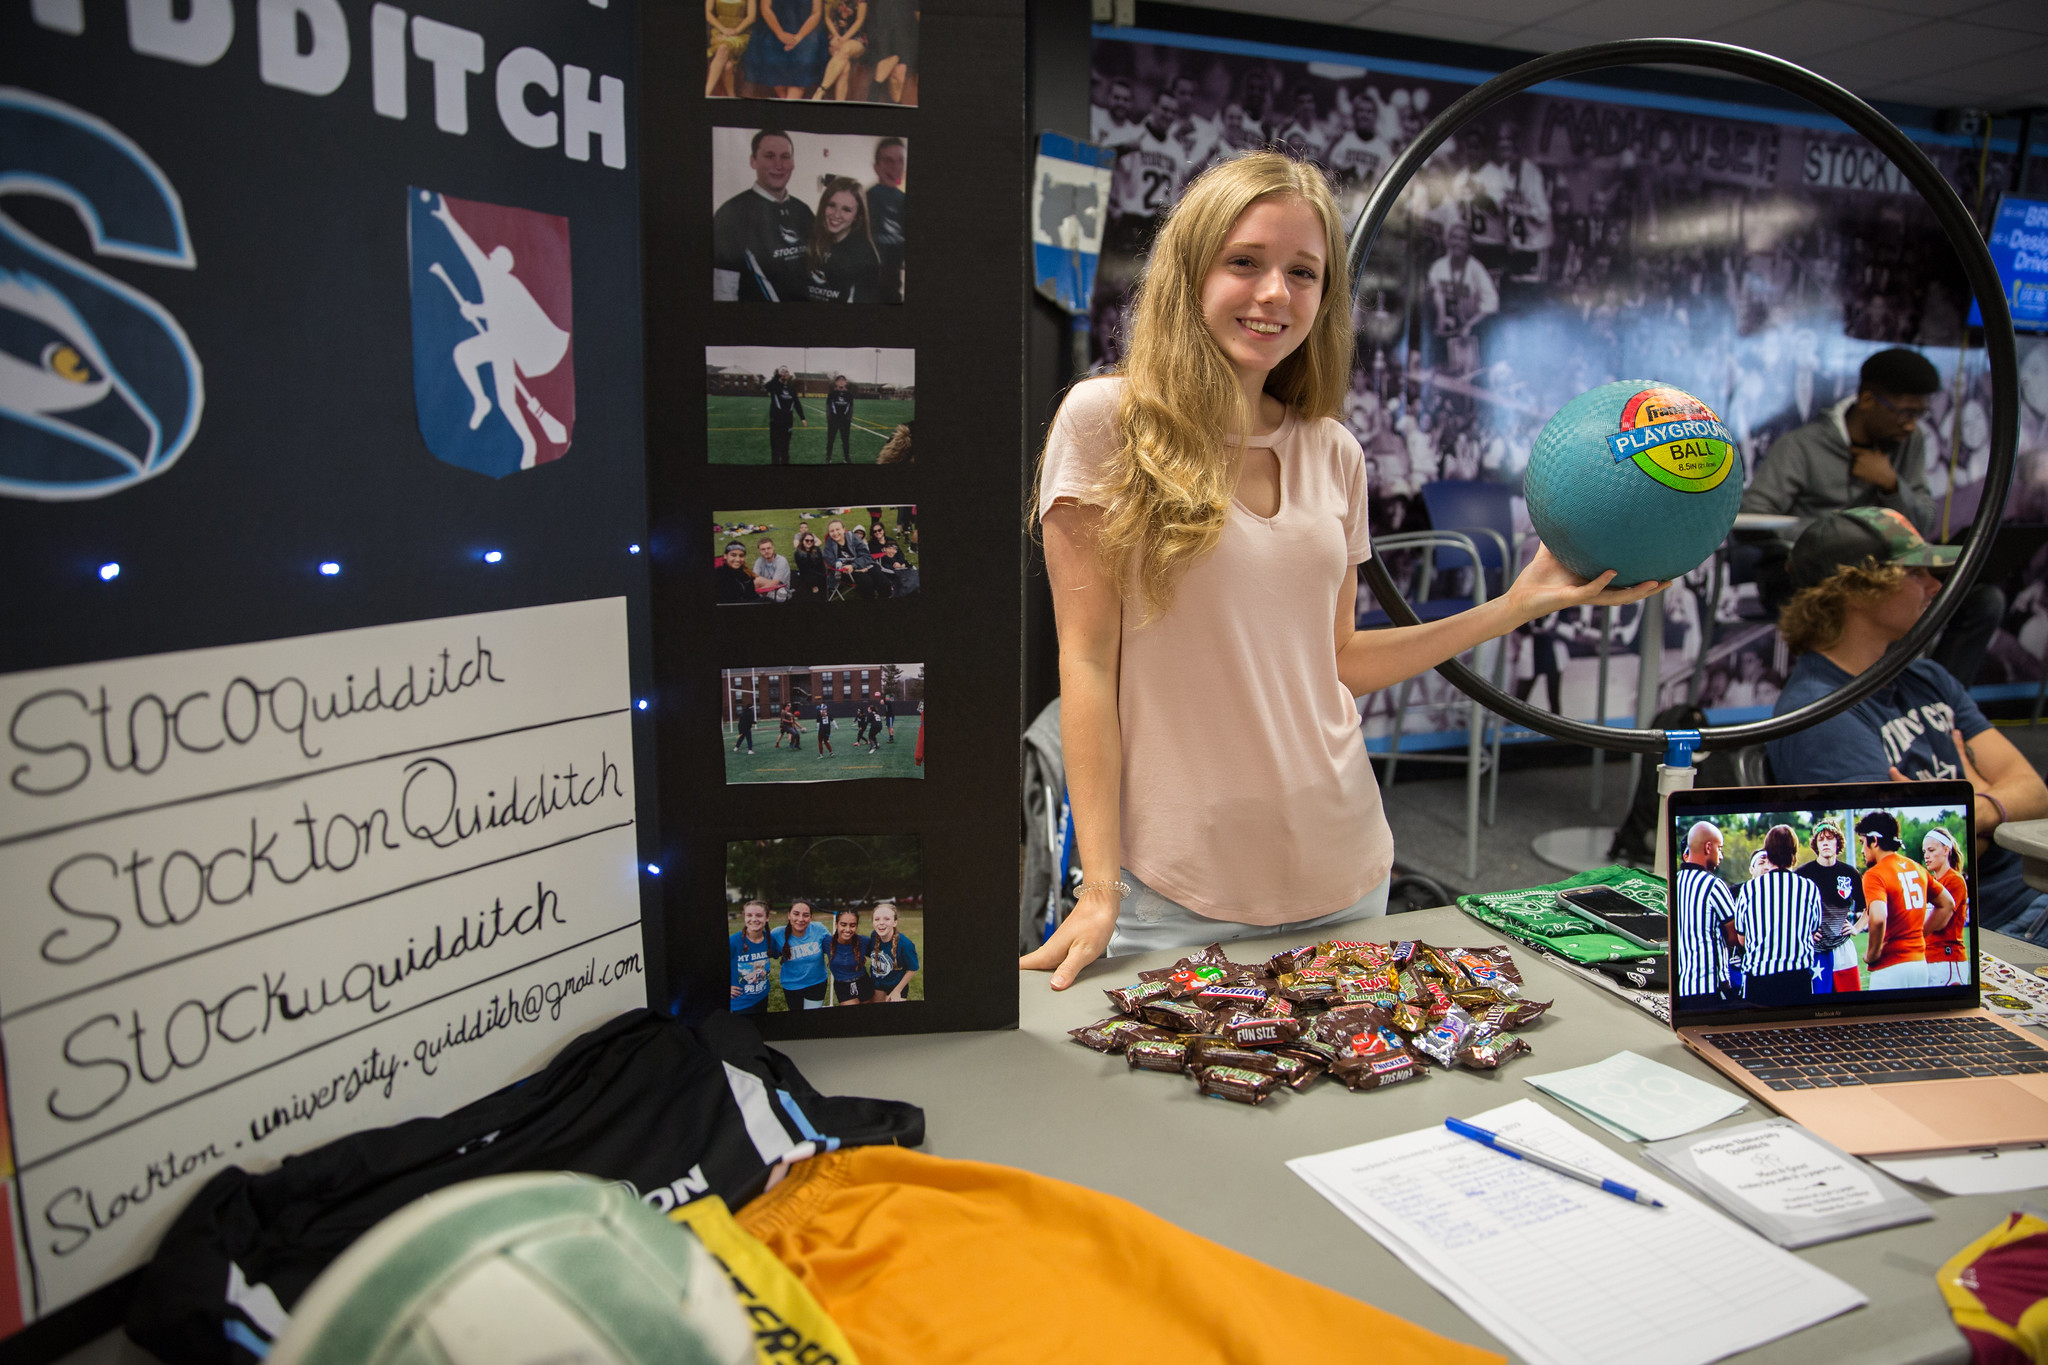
[1666,780,2048,1156]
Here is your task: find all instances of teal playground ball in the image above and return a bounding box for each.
[1523,380,1744,588]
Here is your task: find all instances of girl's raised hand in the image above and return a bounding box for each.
[1506,543,1669,624]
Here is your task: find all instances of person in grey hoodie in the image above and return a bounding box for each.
[1739,347,2002,685]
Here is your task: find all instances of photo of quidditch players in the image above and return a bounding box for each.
[711,128,907,303]
[705,0,918,106]
[723,662,924,783]
[706,347,914,465]
[712,506,918,603]
[1672,804,1970,1014]
[727,834,923,1012]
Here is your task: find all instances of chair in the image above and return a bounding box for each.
[1359,528,1508,880]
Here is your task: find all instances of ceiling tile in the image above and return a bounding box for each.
[1698,2,1926,60]
[1179,0,1377,22]
[1931,40,2048,98]
[1351,6,1520,43]
[1382,0,1580,19]
[1858,0,2017,16]
[1525,0,1785,40]
[1958,0,2048,36]
[1800,20,2016,85]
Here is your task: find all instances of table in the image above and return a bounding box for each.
[779,905,2048,1365]
[1995,818,2048,894]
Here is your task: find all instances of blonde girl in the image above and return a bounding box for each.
[1022,151,1661,989]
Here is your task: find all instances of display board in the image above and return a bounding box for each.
[641,0,1028,1039]
[1087,21,2048,746]
[1,0,655,1349]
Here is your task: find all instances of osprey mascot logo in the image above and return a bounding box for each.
[409,189,574,477]
[0,88,203,501]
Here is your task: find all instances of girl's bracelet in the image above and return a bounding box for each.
[1075,879,1132,902]
[1979,790,2008,829]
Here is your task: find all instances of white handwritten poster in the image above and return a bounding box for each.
[0,599,647,1318]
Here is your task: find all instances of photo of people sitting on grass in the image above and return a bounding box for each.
[713,506,918,603]
[727,834,924,1012]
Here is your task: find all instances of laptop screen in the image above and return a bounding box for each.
[1667,781,1977,1023]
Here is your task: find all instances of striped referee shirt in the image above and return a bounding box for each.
[1734,868,1824,977]
[1674,863,1738,998]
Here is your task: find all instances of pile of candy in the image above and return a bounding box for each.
[1070,938,1551,1104]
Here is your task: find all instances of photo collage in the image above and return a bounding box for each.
[705,47,925,1017]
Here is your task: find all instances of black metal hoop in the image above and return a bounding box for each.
[1349,39,2019,755]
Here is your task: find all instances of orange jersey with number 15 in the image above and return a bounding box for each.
[1926,867,1968,963]
[1863,851,1929,970]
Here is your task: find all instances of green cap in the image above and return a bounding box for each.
[1787,507,1959,589]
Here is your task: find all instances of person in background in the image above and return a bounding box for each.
[753,536,792,601]
[881,692,897,742]
[792,529,829,598]
[777,699,805,748]
[1795,821,1866,994]
[825,374,856,463]
[712,130,814,302]
[733,696,757,755]
[1922,827,1971,987]
[1766,508,2048,939]
[1426,222,1496,377]
[815,698,836,756]
[716,541,762,603]
[864,901,919,1002]
[810,0,866,100]
[868,137,908,302]
[729,899,773,1014]
[852,704,872,751]
[1857,811,1953,990]
[1741,347,2002,684]
[823,519,887,598]
[863,0,915,105]
[705,0,755,98]
[868,524,915,594]
[828,908,870,1004]
[770,899,833,1008]
[1732,824,1825,1008]
[743,0,825,99]
[764,365,807,465]
[1673,821,1741,1010]
[808,177,883,303]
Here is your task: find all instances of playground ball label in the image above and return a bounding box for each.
[1607,387,1734,493]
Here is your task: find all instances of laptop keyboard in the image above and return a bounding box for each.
[1701,1017,2048,1091]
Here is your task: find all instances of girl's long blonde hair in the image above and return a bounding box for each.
[1042,152,1354,622]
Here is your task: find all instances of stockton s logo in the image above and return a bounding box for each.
[0,88,203,501]
[1605,386,1734,493]
[409,189,573,477]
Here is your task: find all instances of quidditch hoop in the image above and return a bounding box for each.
[1347,39,2019,755]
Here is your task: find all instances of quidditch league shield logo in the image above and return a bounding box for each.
[408,189,573,477]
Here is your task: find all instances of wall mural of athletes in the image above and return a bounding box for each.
[727,834,924,1011]
[1089,31,2048,751]
[705,0,918,107]
[712,505,918,602]
[706,346,914,464]
[711,127,907,303]
[721,661,925,782]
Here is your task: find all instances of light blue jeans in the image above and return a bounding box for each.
[1104,868,1390,959]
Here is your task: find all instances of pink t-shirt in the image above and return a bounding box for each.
[1038,377,1394,924]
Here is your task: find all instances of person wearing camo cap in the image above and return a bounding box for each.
[1766,506,2048,939]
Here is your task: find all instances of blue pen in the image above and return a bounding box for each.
[1444,1117,1665,1208]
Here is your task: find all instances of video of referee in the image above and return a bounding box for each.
[1670,800,1973,1016]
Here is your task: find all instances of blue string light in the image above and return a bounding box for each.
[645,863,661,875]
[318,561,341,576]
[98,562,120,581]
[628,543,641,554]
[483,550,503,564]
[636,699,648,710]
